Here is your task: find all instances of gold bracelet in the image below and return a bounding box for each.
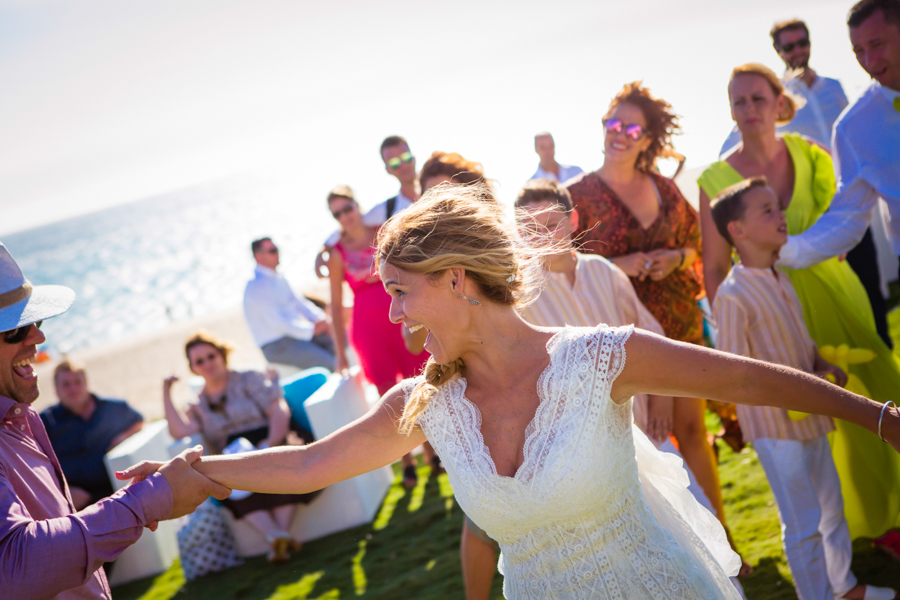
[878,400,896,442]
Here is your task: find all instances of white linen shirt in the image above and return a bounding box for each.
[243,265,326,347]
[719,75,849,155]
[780,81,900,269]
[529,163,584,184]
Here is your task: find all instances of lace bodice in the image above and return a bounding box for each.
[406,325,739,599]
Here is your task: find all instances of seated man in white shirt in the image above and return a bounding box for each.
[528,132,583,184]
[314,135,420,277]
[244,237,336,371]
[779,0,900,282]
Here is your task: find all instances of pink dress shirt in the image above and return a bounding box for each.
[0,393,174,599]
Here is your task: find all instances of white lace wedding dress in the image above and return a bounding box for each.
[405,324,741,599]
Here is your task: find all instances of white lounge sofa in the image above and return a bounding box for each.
[103,367,392,584]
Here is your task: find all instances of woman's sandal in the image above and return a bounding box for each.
[431,455,446,476]
[402,464,418,489]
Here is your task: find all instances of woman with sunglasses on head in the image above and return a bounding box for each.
[162,331,316,564]
[565,81,746,572]
[324,184,431,488]
[697,63,900,549]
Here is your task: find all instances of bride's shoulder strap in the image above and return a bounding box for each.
[551,324,634,386]
[591,324,635,387]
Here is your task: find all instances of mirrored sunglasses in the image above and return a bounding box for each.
[386,152,414,170]
[3,321,43,344]
[603,118,646,141]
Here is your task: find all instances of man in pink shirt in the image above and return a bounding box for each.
[0,242,230,599]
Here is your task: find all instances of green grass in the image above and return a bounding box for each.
[114,435,899,600]
[112,462,504,600]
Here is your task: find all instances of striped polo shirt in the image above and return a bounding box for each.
[713,263,834,441]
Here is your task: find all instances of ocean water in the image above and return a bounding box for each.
[3,174,332,355]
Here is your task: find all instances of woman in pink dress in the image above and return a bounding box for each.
[326,184,432,486]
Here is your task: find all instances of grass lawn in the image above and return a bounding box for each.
[112,426,899,600]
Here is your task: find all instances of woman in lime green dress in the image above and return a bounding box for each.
[697,63,900,540]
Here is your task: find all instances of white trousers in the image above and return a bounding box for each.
[754,436,857,600]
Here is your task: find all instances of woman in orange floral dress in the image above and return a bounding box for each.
[566,81,748,575]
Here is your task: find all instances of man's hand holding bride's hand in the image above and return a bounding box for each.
[116,446,231,523]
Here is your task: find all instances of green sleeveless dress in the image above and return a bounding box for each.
[698,133,900,539]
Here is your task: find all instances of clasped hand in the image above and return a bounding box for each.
[615,249,682,282]
[116,446,231,528]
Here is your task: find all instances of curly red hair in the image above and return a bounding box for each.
[605,81,681,173]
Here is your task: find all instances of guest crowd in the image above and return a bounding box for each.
[0,1,899,599]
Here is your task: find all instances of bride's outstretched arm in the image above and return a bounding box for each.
[119,384,426,494]
[613,330,900,453]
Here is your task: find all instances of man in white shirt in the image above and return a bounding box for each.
[779,0,900,285]
[245,237,336,370]
[314,136,420,277]
[528,132,583,184]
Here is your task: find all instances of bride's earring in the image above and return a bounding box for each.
[457,293,481,306]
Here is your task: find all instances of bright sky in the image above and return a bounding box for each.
[0,0,873,236]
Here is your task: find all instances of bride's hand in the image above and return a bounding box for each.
[117,460,165,484]
[883,404,900,455]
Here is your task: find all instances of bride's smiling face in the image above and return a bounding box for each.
[380,263,469,365]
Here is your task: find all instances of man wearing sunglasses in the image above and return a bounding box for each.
[0,242,230,599]
[528,131,583,184]
[314,135,420,278]
[245,237,336,371]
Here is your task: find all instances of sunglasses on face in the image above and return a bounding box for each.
[263,247,279,255]
[332,204,356,220]
[603,118,646,141]
[780,38,810,53]
[3,321,42,344]
[192,352,219,367]
[386,152,414,170]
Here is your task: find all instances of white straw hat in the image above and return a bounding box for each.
[0,242,74,333]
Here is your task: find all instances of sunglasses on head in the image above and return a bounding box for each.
[386,152,413,170]
[780,38,810,53]
[603,118,646,141]
[332,204,356,220]
[3,321,42,344]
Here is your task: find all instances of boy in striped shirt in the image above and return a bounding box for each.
[710,177,893,600]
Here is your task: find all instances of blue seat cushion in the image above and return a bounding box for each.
[281,368,330,433]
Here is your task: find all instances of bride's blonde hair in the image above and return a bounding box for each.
[376,183,546,434]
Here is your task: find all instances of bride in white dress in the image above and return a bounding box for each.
[124,185,900,599]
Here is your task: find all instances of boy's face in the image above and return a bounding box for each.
[518,199,575,245]
[730,186,787,250]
